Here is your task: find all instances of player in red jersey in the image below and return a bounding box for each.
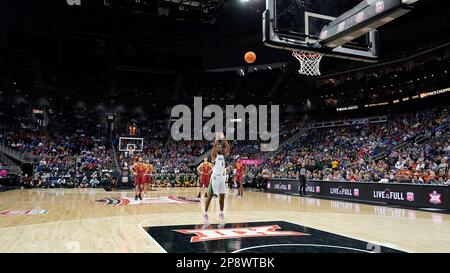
[143,159,153,195]
[197,157,212,198]
[130,157,146,200]
[234,158,246,197]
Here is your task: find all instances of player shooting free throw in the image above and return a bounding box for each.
[203,132,230,227]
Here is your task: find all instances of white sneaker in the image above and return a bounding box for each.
[219,211,225,223]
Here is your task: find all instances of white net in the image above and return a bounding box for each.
[292,50,323,76]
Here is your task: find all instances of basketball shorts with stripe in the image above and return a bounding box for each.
[209,174,227,195]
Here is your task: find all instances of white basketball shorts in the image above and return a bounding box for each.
[209,174,227,195]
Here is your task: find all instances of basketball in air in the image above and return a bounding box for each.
[244,51,256,64]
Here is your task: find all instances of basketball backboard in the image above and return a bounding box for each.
[263,0,419,62]
[118,137,144,152]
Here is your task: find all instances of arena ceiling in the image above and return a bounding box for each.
[0,0,449,70]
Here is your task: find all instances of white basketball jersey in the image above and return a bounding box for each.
[212,154,226,176]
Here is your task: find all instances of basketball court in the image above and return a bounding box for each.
[0,0,447,257]
[1,188,449,253]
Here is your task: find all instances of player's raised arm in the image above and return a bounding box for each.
[211,134,220,161]
[223,136,231,156]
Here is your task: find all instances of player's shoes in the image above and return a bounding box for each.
[219,211,225,224]
[197,193,201,198]
[135,195,138,201]
[139,194,143,200]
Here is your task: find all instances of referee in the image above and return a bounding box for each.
[298,162,307,196]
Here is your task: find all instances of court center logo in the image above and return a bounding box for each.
[175,225,309,243]
[144,221,405,253]
[170,97,279,152]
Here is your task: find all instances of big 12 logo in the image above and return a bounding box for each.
[67,0,81,6]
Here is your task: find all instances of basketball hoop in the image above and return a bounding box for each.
[292,50,323,76]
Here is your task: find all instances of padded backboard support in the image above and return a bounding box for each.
[263,0,419,62]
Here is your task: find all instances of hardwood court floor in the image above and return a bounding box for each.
[0,187,449,253]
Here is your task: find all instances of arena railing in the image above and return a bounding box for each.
[0,146,24,176]
[0,143,36,164]
[311,116,387,129]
